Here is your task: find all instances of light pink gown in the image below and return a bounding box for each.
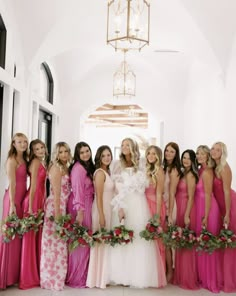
[0,163,27,289]
[145,183,167,287]
[173,179,199,290]
[19,163,46,289]
[66,162,94,288]
[86,169,114,288]
[40,174,71,291]
[195,168,222,293]
[213,176,236,292]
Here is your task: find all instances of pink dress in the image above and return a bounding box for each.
[213,176,236,292]
[86,169,114,288]
[173,179,199,290]
[0,163,27,289]
[194,168,222,293]
[145,183,167,287]
[40,174,71,291]
[19,163,46,289]
[164,171,177,222]
[66,162,94,288]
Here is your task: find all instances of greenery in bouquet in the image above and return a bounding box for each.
[1,213,21,243]
[217,227,236,249]
[19,210,44,235]
[50,214,94,252]
[68,223,94,252]
[162,225,183,249]
[196,228,220,254]
[110,224,134,246]
[92,228,113,245]
[139,214,163,241]
[177,227,197,249]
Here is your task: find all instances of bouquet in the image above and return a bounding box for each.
[162,225,183,249]
[1,213,21,243]
[19,210,44,235]
[110,222,134,246]
[92,228,113,245]
[217,227,236,249]
[50,215,94,252]
[140,214,163,241]
[177,227,197,249]
[196,228,219,254]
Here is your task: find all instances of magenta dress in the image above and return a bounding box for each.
[173,179,199,290]
[0,163,27,289]
[213,176,236,292]
[40,174,71,291]
[19,163,46,289]
[145,183,167,287]
[195,168,222,293]
[66,162,94,288]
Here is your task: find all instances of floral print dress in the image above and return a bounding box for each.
[40,174,71,291]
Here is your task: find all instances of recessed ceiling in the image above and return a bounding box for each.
[86,103,148,129]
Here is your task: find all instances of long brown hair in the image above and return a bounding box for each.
[7,132,29,163]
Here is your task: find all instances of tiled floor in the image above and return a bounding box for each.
[0,285,228,296]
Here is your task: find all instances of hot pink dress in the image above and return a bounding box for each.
[86,169,114,288]
[66,162,94,288]
[213,176,236,292]
[145,183,167,287]
[194,168,222,293]
[19,163,46,289]
[40,174,71,291]
[0,163,27,289]
[173,179,199,290]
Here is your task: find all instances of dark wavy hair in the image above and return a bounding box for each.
[180,149,199,183]
[71,141,95,179]
[163,142,181,175]
[94,145,113,170]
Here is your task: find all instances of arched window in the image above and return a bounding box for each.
[0,14,7,69]
[40,62,54,104]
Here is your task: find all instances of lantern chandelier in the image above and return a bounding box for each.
[113,49,136,97]
[107,0,150,51]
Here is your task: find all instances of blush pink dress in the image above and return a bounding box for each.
[86,169,114,288]
[213,176,236,292]
[194,168,222,293]
[145,183,167,287]
[40,174,71,291]
[0,163,27,289]
[173,179,199,290]
[19,163,46,289]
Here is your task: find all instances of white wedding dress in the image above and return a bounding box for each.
[109,160,161,288]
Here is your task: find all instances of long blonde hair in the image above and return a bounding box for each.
[49,142,72,173]
[7,132,29,163]
[120,138,140,172]
[212,142,227,176]
[196,145,215,168]
[145,145,162,185]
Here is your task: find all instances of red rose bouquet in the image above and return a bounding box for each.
[1,213,21,243]
[177,227,197,249]
[217,227,236,249]
[140,214,163,241]
[196,228,219,254]
[19,210,44,235]
[162,225,183,249]
[110,221,134,246]
[92,228,113,245]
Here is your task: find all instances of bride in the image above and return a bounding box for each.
[109,138,166,288]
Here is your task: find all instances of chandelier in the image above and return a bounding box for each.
[107,0,150,51]
[113,50,136,97]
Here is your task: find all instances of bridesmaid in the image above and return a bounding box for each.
[195,145,222,293]
[86,145,115,288]
[19,139,48,289]
[173,149,199,290]
[163,142,181,282]
[211,142,236,292]
[40,142,72,291]
[66,142,95,288]
[0,133,28,289]
[145,145,167,287]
